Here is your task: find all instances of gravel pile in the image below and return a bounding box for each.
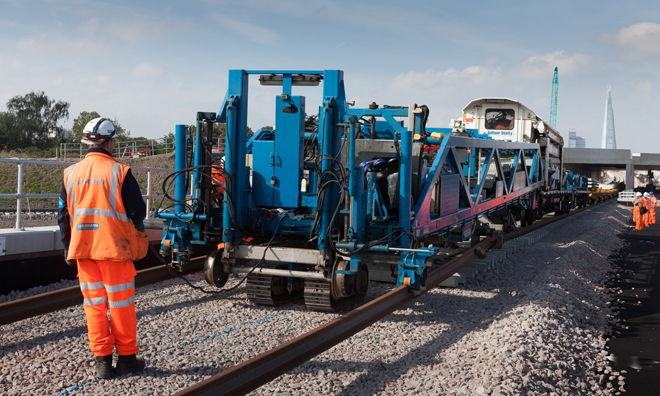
[0,202,628,395]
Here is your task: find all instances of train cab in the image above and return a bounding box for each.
[459,98,563,150]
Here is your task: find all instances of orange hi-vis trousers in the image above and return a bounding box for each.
[78,259,139,357]
[633,205,644,231]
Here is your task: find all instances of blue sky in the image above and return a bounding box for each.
[1,0,659,153]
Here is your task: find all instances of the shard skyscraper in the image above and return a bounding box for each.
[600,86,617,149]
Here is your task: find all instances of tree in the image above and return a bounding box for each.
[71,111,131,142]
[0,112,19,150]
[3,91,70,148]
[163,131,175,142]
[111,118,131,141]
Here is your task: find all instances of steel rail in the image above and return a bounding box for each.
[0,257,204,326]
[504,197,614,240]
[172,236,497,396]
[172,198,616,396]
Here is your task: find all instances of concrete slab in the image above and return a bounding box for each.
[455,271,467,285]
[439,275,459,288]
[0,226,62,256]
[0,225,163,258]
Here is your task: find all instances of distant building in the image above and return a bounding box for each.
[600,86,617,149]
[568,128,586,148]
[48,128,72,139]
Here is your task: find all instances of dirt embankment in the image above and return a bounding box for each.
[0,152,177,228]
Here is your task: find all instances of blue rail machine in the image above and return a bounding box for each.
[156,70,555,310]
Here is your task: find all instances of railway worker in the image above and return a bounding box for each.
[633,192,645,230]
[643,192,651,226]
[57,118,148,379]
[650,192,657,225]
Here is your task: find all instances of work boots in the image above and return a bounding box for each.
[115,353,146,376]
[95,355,113,379]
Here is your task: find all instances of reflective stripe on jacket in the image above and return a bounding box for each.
[65,152,147,261]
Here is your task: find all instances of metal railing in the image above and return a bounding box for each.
[617,190,636,203]
[59,139,175,160]
[0,158,174,230]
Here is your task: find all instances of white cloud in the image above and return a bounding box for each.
[132,63,164,79]
[383,50,593,129]
[387,51,593,94]
[598,22,660,54]
[16,33,94,53]
[516,51,592,80]
[216,16,279,45]
[389,66,501,93]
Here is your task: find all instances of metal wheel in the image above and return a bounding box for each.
[332,260,355,299]
[204,248,228,288]
[355,266,369,297]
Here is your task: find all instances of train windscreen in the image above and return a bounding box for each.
[485,109,515,130]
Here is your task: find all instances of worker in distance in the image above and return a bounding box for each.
[57,118,149,379]
[649,191,657,225]
[633,192,645,231]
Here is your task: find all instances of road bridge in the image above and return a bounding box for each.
[564,148,660,189]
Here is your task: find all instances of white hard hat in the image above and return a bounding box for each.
[636,192,642,196]
[82,117,116,145]
[644,192,649,197]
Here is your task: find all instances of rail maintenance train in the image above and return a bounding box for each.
[154,70,595,311]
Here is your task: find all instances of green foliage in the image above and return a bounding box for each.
[0,91,70,149]
[0,112,18,151]
[0,91,70,150]
[22,147,57,158]
[111,118,131,141]
[163,131,175,143]
[23,169,60,194]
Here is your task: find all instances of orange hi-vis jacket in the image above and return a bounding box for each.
[633,197,644,221]
[64,152,148,261]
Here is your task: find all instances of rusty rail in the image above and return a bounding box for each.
[0,257,204,326]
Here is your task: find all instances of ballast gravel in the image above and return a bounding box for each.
[0,211,58,229]
[0,202,630,395]
[252,203,630,396]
